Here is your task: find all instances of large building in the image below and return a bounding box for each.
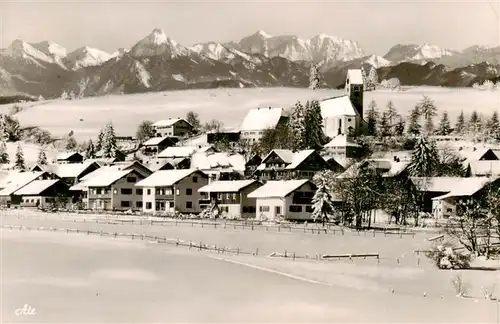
[320,69,366,138]
[239,107,288,143]
[153,118,193,137]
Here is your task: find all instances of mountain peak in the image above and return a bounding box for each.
[129,29,188,58]
[145,28,169,46]
[65,46,112,69]
[254,30,272,39]
[6,39,54,63]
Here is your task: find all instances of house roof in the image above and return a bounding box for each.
[286,150,316,170]
[320,96,358,118]
[469,160,500,176]
[0,171,45,196]
[371,150,412,161]
[338,159,409,178]
[325,135,361,148]
[39,161,99,179]
[83,169,134,187]
[13,179,60,196]
[56,151,82,160]
[190,152,246,172]
[347,69,363,84]
[257,150,320,171]
[411,177,471,193]
[158,146,198,159]
[142,136,174,146]
[153,118,192,128]
[432,177,496,200]
[135,169,205,187]
[247,180,313,198]
[240,107,285,131]
[198,180,260,193]
[457,147,496,162]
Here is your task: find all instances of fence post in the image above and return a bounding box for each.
[252,224,254,231]
[417,257,420,266]
[87,230,90,235]
[214,223,217,229]
[202,222,204,228]
[255,248,259,256]
[396,257,400,265]
[189,241,192,249]
[199,241,202,251]
[237,247,240,255]
[132,234,135,240]
[293,252,296,261]
[176,238,179,247]
[284,250,287,258]
[114,232,117,238]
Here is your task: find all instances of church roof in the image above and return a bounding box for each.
[320,95,358,118]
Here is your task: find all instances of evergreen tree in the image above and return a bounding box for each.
[311,178,335,226]
[96,129,105,151]
[14,144,26,171]
[0,140,9,164]
[66,133,78,151]
[486,111,500,142]
[303,100,325,150]
[455,111,466,135]
[379,111,390,137]
[308,64,320,90]
[366,100,378,136]
[37,149,48,165]
[86,139,96,159]
[386,101,397,129]
[394,115,405,136]
[407,106,421,136]
[408,136,440,177]
[101,122,117,158]
[368,66,379,90]
[289,101,307,150]
[468,110,482,138]
[437,111,452,136]
[416,95,437,135]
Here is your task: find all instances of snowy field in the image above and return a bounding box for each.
[3,87,498,141]
[2,228,499,323]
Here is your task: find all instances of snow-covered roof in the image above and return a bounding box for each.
[240,107,285,131]
[258,149,318,170]
[347,69,363,85]
[320,96,358,118]
[13,179,60,196]
[41,161,99,179]
[153,118,192,128]
[190,152,246,172]
[83,169,134,187]
[142,136,174,146]
[198,180,261,193]
[56,151,82,160]
[158,146,198,159]
[286,150,316,170]
[411,177,470,193]
[338,159,409,178]
[469,161,500,176]
[371,150,412,161]
[457,148,496,162]
[136,169,205,187]
[432,177,496,200]
[324,135,361,148]
[247,180,313,198]
[0,171,45,196]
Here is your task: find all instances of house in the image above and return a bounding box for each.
[56,152,84,164]
[431,177,500,219]
[457,147,498,163]
[135,169,208,214]
[146,158,191,171]
[153,118,193,137]
[0,171,58,206]
[247,179,317,221]
[245,154,262,177]
[157,146,199,159]
[255,149,336,181]
[339,158,409,179]
[12,179,70,208]
[190,151,245,183]
[94,149,126,162]
[198,180,263,219]
[84,168,146,211]
[411,177,468,213]
[468,160,500,177]
[32,161,101,186]
[320,69,366,138]
[141,136,177,156]
[323,135,364,165]
[207,128,241,145]
[240,107,288,143]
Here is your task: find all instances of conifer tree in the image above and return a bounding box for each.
[86,139,96,159]
[394,115,405,136]
[14,144,26,171]
[289,101,307,150]
[303,100,325,150]
[66,133,78,151]
[468,110,482,138]
[368,66,379,90]
[0,140,9,164]
[312,178,335,226]
[379,111,390,137]
[309,64,320,90]
[366,100,378,136]
[37,149,48,165]
[101,122,117,158]
[407,106,421,136]
[416,95,437,135]
[408,136,440,177]
[486,111,500,142]
[437,111,452,136]
[96,128,105,152]
[455,111,466,135]
[385,101,397,128]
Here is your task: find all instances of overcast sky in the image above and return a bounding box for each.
[2,0,499,55]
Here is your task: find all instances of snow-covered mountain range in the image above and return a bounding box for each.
[0,28,498,98]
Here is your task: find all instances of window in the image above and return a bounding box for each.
[127,177,137,183]
[347,118,352,122]
[306,205,314,213]
[176,188,180,195]
[192,176,198,183]
[232,193,237,200]
[121,188,132,195]
[186,188,192,195]
[275,206,281,215]
[96,188,102,195]
[289,205,302,213]
[136,189,143,195]
[186,201,193,209]
[136,201,143,208]
[121,201,131,208]
[447,208,453,213]
[169,201,174,208]
[147,189,151,195]
[146,202,152,210]
[259,206,270,212]
[242,206,248,213]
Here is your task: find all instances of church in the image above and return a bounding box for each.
[320,69,367,138]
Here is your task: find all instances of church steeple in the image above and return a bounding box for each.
[345,69,364,118]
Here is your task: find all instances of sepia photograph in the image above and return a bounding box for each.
[1,0,500,322]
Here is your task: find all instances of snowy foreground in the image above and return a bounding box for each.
[2,215,500,322]
[7,86,498,141]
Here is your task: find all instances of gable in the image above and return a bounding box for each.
[480,149,498,161]
[287,181,317,197]
[177,170,208,186]
[293,151,330,171]
[263,151,288,165]
[174,119,193,129]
